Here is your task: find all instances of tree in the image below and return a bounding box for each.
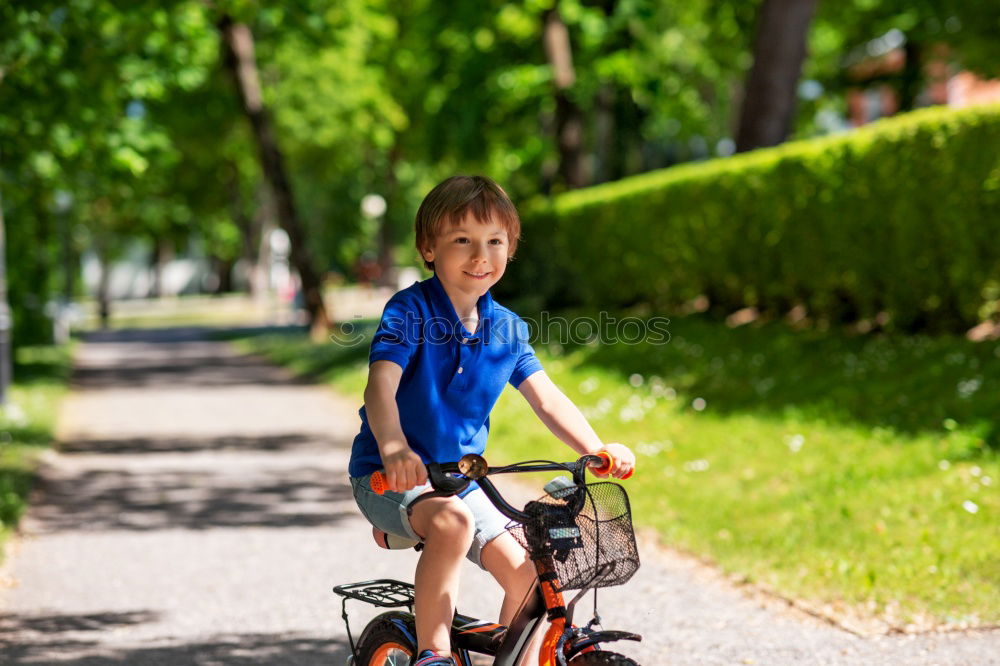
[736,0,819,152]
[543,8,585,190]
[218,15,331,337]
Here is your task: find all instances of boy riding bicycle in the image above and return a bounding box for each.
[349,175,635,666]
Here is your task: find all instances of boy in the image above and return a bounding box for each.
[349,175,635,666]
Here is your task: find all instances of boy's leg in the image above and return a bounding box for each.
[480,532,544,665]
[479,532,536,625]
[409,496,476,657]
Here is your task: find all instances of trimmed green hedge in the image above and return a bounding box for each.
[502,105,1000,332]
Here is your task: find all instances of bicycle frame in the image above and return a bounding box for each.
[335,455,640,666]
[473,466,640,666]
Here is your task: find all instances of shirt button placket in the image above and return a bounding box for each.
[457,340,468,389]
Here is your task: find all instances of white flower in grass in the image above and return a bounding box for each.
[956,377,981,399]
[785,434,805,453]
[636,441,663,457]
[962,500,979,514]
[579,378,599,394]
[654,386,678,400]
[629,373,644,387]
[692,397,707,411]
[938,460,951,471]
[683,459,710,472]
[2,403,27,427]
[981,476,992,487]
[619,405,644,422]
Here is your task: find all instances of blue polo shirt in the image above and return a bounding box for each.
[348,274,543,478]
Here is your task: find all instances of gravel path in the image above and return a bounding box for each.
[1,327,996,665]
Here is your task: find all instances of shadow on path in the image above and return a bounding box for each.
[0,610,160,635]
[30,464,356,532]
[59,433,327,456]
[1,607,348,665]
[70,327,312,390]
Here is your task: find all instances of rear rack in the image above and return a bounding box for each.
[333,579,415,608]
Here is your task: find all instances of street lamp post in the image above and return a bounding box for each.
[360,193,391,286]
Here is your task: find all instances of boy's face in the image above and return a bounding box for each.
[421,214,511,304]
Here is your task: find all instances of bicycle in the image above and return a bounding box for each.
[334,451,643,666]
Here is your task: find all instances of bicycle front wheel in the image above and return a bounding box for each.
[354,612,416,666]
[569,651,640,665]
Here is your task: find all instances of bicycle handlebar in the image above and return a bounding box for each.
[368,451,629,525]
[368,449,628,497]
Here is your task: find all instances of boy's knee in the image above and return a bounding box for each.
[416,499,475,541]
[431,502,475,538]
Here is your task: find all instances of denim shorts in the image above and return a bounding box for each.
[350,473,511,569]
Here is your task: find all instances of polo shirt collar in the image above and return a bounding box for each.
[424,274,494,343]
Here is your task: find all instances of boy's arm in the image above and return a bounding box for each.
[364,360,426,491]
[517,371,635,478]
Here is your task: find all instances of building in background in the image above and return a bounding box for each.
[845,31,1000,126]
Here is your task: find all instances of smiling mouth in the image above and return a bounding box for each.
[464,271,492,279]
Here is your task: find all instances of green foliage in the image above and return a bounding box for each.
[501,105,1000,332]
[1,1,239,340]
[0,344,71,542]
[3,0,997,344]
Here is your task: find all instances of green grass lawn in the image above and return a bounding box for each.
[0,344,72,549]
[234,314,999,629]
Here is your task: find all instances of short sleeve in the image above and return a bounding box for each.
[508,316,543,388]
[369,294,419,370]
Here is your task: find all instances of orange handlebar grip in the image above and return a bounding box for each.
[370,470,388,495]
[590,450,614,476]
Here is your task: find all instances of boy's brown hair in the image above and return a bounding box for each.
[415,175,521,270]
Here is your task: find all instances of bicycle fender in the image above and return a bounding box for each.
[357,610,417,646]
[565,630,642,660]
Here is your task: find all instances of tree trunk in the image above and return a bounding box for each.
[543,9,586,189]
[593,84,615,184]
[228,162,263,298]
[0,191,12,404]
[735,0,818,153]
[898,40,922,112]
[96,237,111,330]
[61,207,75,303]
[149,236,166,298]
[213,256,235,294]
[218,16,330,338]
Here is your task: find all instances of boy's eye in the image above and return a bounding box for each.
[489,238,504,245]
[453,237,469,244]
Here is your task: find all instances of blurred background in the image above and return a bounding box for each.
[2,0,999,633]
[2,0,998,345]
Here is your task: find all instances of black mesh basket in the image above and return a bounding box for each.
[508,481,639,592]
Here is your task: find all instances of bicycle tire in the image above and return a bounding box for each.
[569,651,640,665]
[354,612,416,666]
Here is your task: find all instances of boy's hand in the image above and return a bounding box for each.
[380,441,427,492]
[595,442,636,479]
